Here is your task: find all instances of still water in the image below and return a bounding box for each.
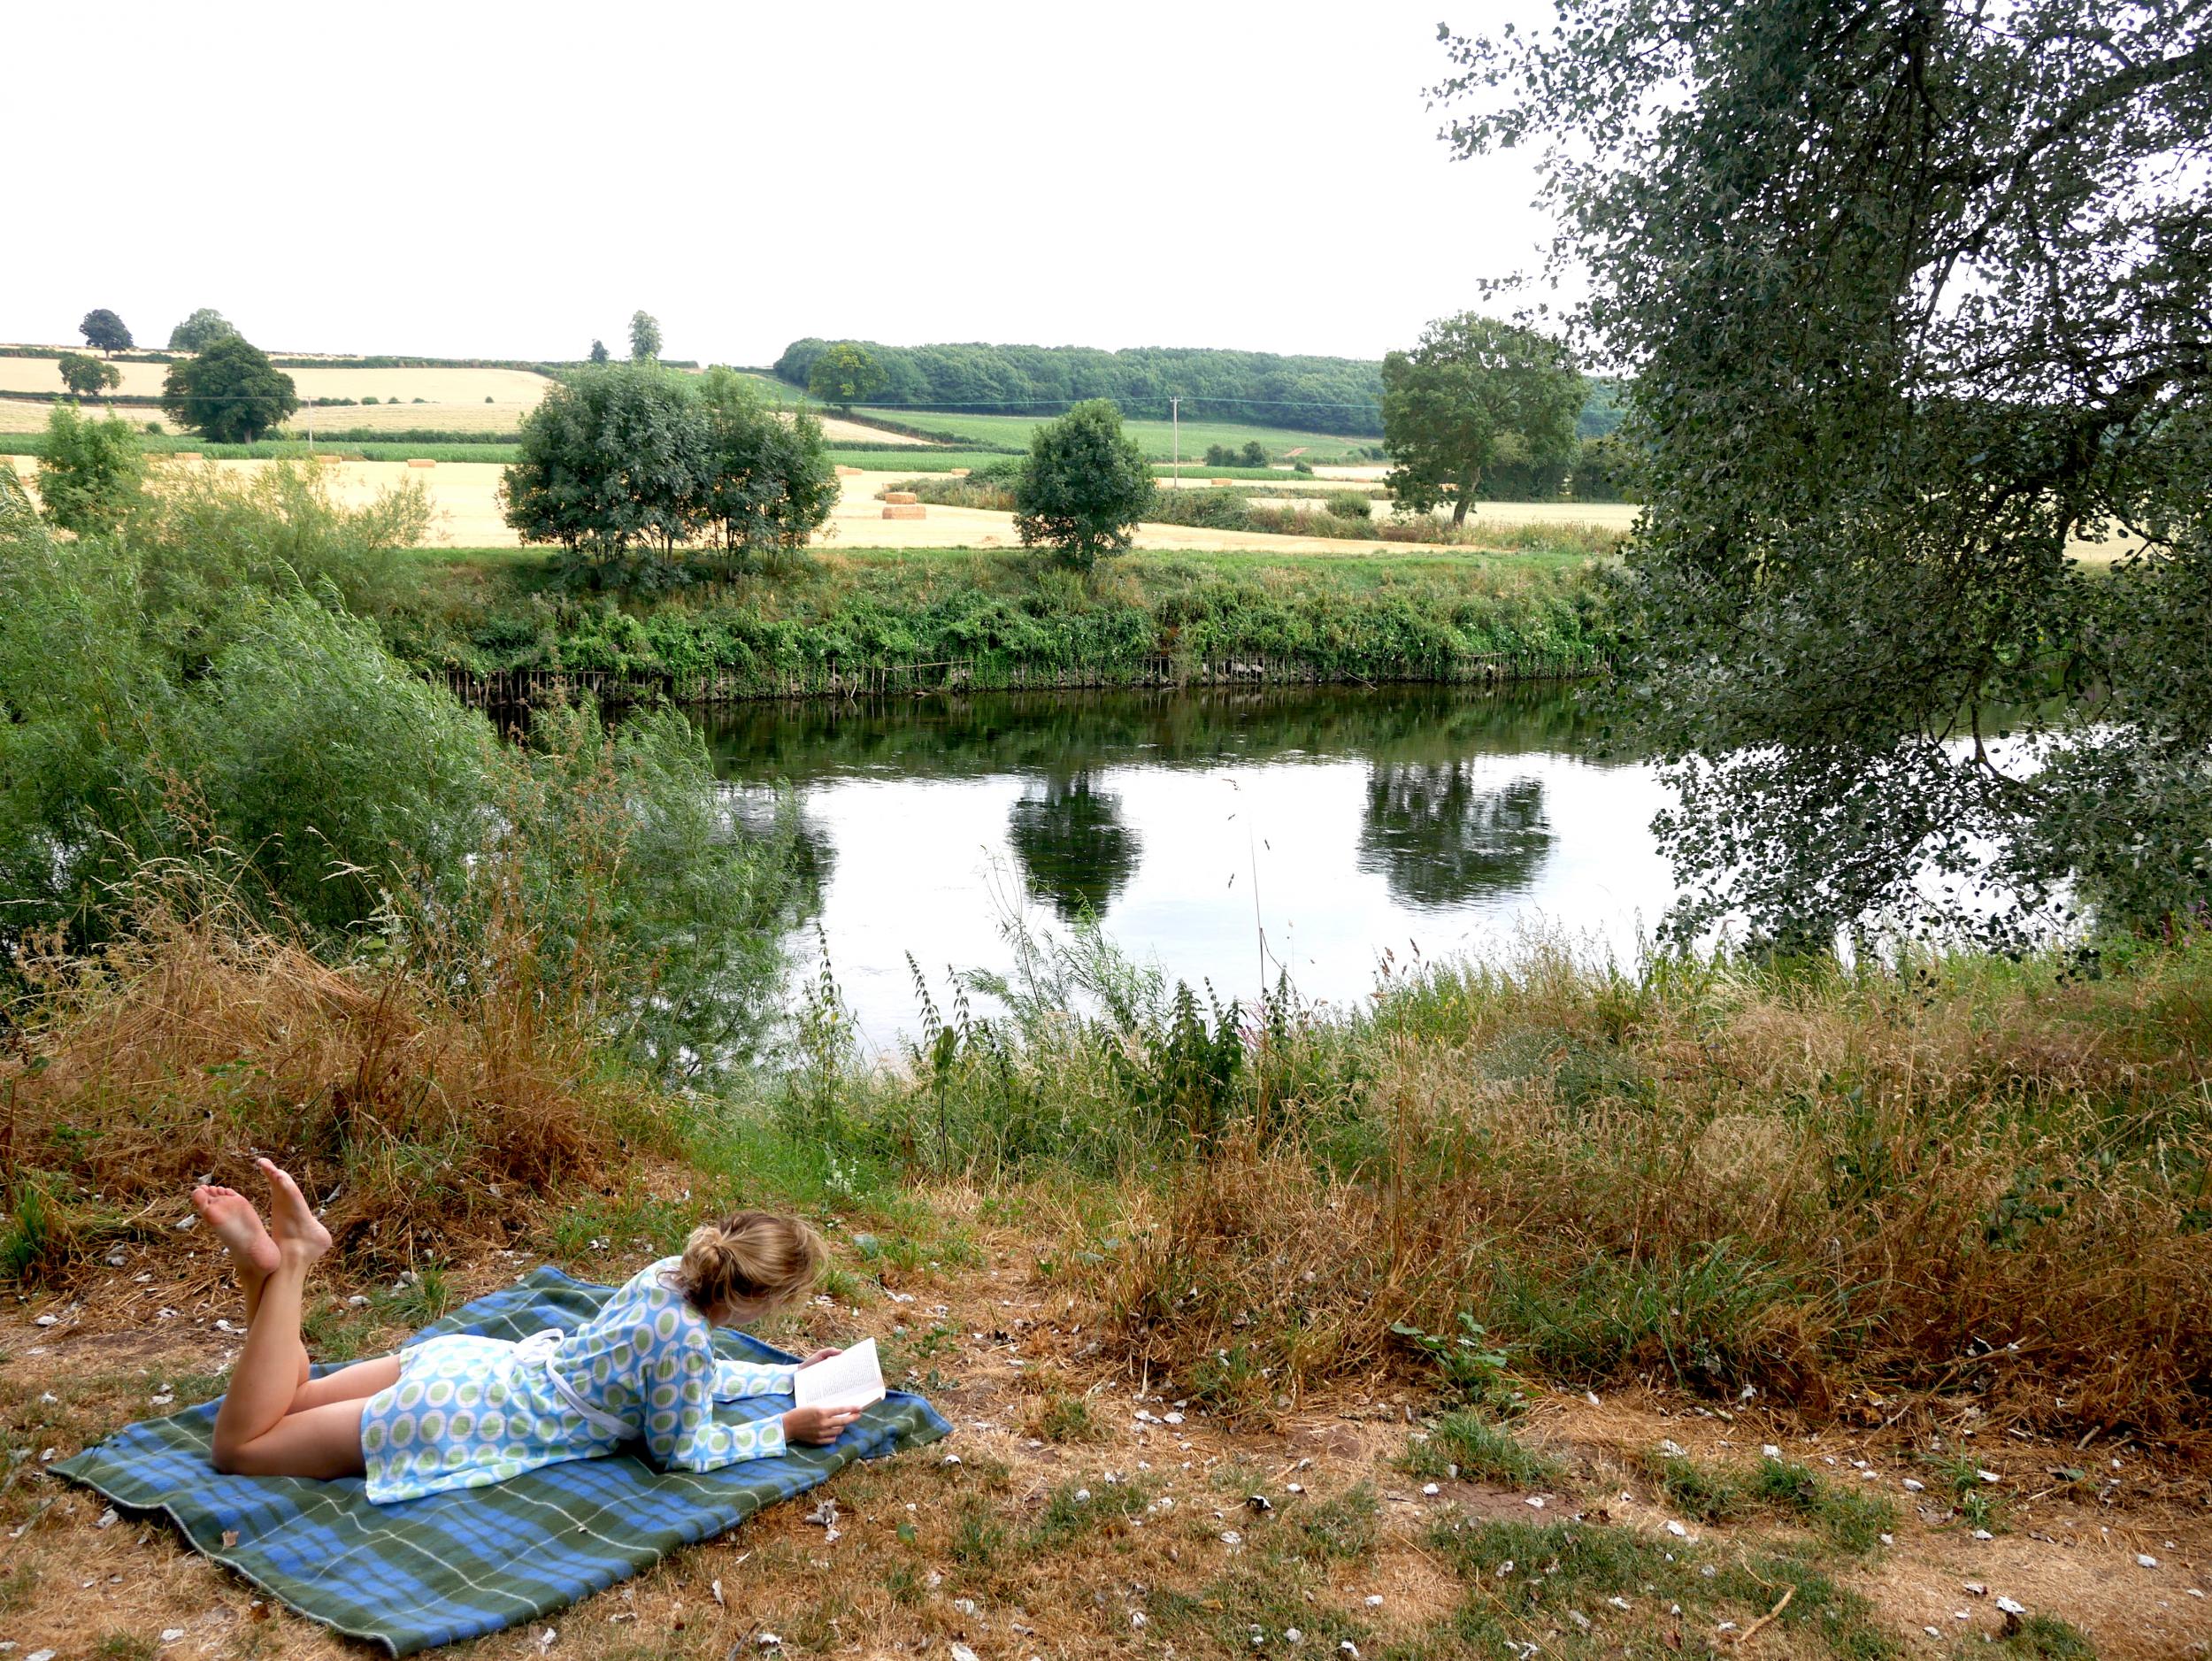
[697,687,1677,1048]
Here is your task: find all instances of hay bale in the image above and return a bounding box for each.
[949,468,971,477]
[835,465,864,477]
[881,504,927,520]
[174,451,203,461]
[406,458,436,469]
[882,490,919,504]
[1212,477,1234,486]
[313,453,345,462]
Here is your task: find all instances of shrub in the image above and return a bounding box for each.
[1325,490,1372,519]
[1240,440,1266,466]
[36,404,146,538]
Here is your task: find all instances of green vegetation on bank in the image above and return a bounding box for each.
[391,540,1621,688]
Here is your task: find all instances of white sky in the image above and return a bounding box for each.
[8,2,1557,367]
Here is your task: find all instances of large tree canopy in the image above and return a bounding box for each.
[166,307,236,352]
[159,335,298,442]
[1436,0,2212,948]
[79,309,133,354]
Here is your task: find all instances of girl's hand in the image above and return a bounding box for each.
[783,1404,862,1445]
[797,1348,843,1368]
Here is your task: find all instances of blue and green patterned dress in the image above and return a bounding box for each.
[358,1257,796,1504]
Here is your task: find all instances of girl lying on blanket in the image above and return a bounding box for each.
[190,1160,862,1502]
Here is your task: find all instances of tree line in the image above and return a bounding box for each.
[772,338,1392,436]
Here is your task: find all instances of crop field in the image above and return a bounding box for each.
[0,350,553,405]
[851,404,1377,463]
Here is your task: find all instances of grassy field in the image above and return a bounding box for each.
[853,404,1378,463]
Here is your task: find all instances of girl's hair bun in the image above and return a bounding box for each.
[676,1211,826,1315]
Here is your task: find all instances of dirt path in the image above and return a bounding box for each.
[3,1188,2204,1661]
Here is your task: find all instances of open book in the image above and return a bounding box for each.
[793,1337,886,1411]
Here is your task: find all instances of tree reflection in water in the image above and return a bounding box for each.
[1357,763,1551,911]
[1007,773,1141,921]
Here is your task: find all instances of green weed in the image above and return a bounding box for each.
[1405,1412,1565,1490]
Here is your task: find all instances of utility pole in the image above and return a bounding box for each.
[1171,396,1179,488]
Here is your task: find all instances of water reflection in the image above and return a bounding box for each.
[1358,765,1551,910]
[692,685,1669,1043]
[1007,773,1141,921]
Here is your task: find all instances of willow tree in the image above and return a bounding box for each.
[1436,1,2212,948]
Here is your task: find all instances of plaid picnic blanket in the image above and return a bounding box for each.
[54,1265,952,1655]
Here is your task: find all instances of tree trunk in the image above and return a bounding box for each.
[1450,467,1477,527]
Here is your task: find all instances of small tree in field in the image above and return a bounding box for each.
[80,309,133,355]
[1381,313,1583,525]
[805,342,886,412]
[695,368,839,556]
[160,335,299,442]
[500,363,707,560]
[1012,400,1155,570]
[58,352,121,398]
[37,404,146,538]
[166,307,236,352]
[589,338,611,364]
[629,311,663,361]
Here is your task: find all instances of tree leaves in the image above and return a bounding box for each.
[1437,0,2212,944]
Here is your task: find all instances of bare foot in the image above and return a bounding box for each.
[190,1185,281,1280]
[257,1159,333,1260]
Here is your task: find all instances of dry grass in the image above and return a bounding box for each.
[0,878,635,1280]
[1077,946,2212,1445]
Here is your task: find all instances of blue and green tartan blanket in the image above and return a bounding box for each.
[53,1265,953,1655]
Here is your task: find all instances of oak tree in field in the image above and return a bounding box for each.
[805,342,886,412]
[628,311,663,361]
[57,352,121,399]
[166,307,236,352]
[159,335,299,442]
[79,309,133,355]
[35,404,146,538]
[589,338,611,364]
[1380,314,1583,527]
[1436,0,2212,946]
[1011,399,1156,571]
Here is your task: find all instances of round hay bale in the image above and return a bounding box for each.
[406,458,436,469]
[881,504,927,520]
[882,490,919,504]
[949,467,971,477]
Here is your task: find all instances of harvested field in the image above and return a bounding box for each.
[0,352,551,405]
[5,459,1440,555]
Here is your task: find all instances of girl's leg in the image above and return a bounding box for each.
[286,1355,402,1414]
[191,1182,311,1397]
[213,1397,369,1480]
[211,1161,338,1474]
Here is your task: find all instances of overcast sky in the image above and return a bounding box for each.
[10,2,1558,367]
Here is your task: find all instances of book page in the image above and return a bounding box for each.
[793,1337,886,1411]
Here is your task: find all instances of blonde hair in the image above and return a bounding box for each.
[675,1211,826,1316]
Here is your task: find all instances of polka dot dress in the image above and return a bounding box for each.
[359,1258,796,1504]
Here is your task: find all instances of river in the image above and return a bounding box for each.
[696,685,1677,1048]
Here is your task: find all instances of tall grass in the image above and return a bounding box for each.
[812,922,2212,1441]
